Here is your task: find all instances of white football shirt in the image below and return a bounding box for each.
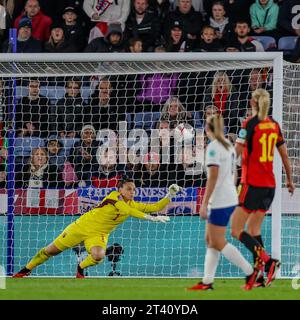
[205,139,238,209]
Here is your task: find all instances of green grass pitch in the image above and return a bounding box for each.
[0,278,299,300]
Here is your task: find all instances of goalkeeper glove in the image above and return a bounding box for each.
[145,215,170,223]
[166,184,182,199]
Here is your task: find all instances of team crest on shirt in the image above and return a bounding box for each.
[209,149,216,157]
[239,129,247,139]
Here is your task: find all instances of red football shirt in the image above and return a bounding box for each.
[236,115,285,187]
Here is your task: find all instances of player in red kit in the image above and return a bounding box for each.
[231,88,295,289]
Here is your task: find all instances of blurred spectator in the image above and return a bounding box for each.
[160,96,194,129]
[124,0,160,52]
[44,22,79,52]
[193,25,223,51]
[68,125,99,186]
[10,0,28,20]
[140,152,168,187]
[202,104,219,142]
[83,77,125,132]
[250,0,279,36]
[62,6,86,52]
[155,119,176,165]
[135,64,179,112]
[225,20,264,52]
[0,135,7,166]
[203,71,240,133]
[85,22,125,52]
[164,0,203,44]
[0,163,6,188]
[238,68,270,111]
[128,37,143,52]
[291,37,300,63]
[203,104,218,122]
[11,0,84,21]
[0,2,5,30]
[41,1,87,22]
[148,0,171,21]
[46,135,66,171]
[3,16,42,52]
[51,78,84,137]
[165,20,192,52]
[0,78,8,128]
[0,2,7,51]
[15,147,63,188]
[15,79,50,138]
[83,0,130,31]
[169,149,206,187]
[92,148,125,188]
[277,0,300,37]
[208,1,232,44]
[223,0,254,24]
[14,0,52,42]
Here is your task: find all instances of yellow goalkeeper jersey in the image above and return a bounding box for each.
[75,190,170,234]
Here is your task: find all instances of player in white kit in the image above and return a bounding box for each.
[188,114,259,291]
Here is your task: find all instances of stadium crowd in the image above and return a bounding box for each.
[0,0,299,59]
[0,0,299,189]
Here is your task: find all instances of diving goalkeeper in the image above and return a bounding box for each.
[13,177,181,278]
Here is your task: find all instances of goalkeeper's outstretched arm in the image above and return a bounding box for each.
[134,184,183,213]
[114,181,182,222]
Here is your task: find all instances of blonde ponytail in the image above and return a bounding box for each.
[207,114,231,150]
[252,89,270,121]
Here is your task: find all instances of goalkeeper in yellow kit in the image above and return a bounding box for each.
[13,177,181,278]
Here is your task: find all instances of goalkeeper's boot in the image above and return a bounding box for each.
[265,259,280,287]
[187,281,213,291]
[12,267,31,278]
[242,269,259,291]
[76,265,85,279]
[253,275,265,288]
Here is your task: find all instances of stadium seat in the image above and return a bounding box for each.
[81,86,93,102]
[15,137,45,168]
[134,112,161,130]
[16,86,28,99]
[15,137,45,158]
[40,86,65,103]
[61,137,80,156]
[253,36,276,51]
[278,36,298,52]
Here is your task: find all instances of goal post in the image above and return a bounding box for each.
[271,53,283,267]
[1,52,296,278]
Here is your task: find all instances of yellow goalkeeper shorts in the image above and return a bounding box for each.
[53,222,109,253]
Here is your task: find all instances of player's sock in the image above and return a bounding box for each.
[79,254,103,269]
[221,243,253,276]
[253,235,264,264]
[202,248,220,284]
[239,231,270,263]
[26,247,51,271]
[254,235,264,247]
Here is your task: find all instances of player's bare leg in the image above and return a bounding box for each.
[248,210,281,286]
[13,243,62,278]
[231,206,278,285]
[230,206,249,239]
[247,211,265,236]
[188,224,224,291]
[242,209,280,286]
[189,223,255,291]
[77,246,105,278]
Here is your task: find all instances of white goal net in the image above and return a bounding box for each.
[0,52,298,278]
